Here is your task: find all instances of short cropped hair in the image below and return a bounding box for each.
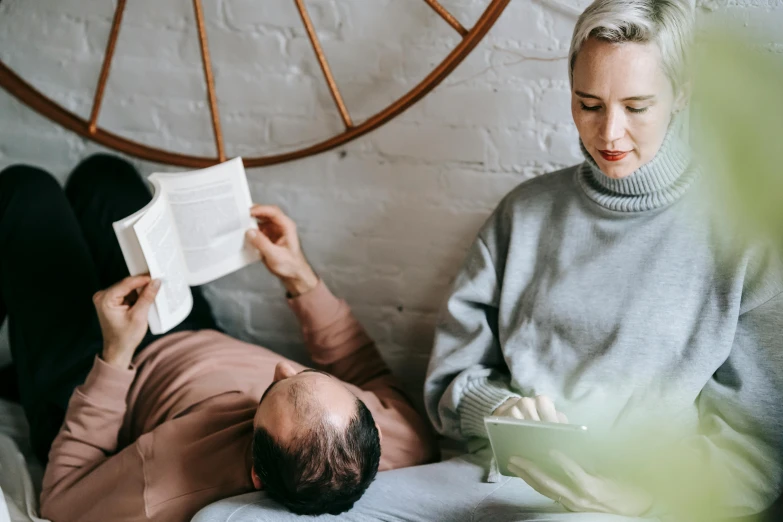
[568,0,695,93]
[252,399,381,515]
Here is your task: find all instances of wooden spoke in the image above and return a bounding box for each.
[0,0,511,168]
[293,0,353,129]
[193,0,226,161]
[422,0,468,37]
[88,0,126,135]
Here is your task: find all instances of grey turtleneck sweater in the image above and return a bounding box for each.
[424,118,783,515]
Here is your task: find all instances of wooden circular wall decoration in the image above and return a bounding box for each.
[0,0,510,168]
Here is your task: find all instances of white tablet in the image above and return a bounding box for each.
[484,416,596,482]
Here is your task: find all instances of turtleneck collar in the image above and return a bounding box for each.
[576,114,699,212]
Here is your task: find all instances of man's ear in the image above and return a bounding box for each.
[251,466,263,490]
[272,361,298,383]
[375,422,382,443]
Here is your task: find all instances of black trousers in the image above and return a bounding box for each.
[0,154,218,464]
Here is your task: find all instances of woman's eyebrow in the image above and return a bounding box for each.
[575,90,601,99]
[621,95,656,101]
[574,90,656,102]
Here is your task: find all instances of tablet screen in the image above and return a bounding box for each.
[485,416,597,484]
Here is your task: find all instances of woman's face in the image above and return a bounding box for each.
[571,37,683,179]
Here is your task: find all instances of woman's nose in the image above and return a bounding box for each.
[599,108,626,145]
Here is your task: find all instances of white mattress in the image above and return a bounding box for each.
[0,399,49,522]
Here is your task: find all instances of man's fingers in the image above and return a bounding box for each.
[257,221,282,243]
[557,411,569,424]
[130,280,160,322]
[246,227,275,255]
[250,205,297,236]
[535,395,559,423]
[108,275,152,299]
[250,204,283,217]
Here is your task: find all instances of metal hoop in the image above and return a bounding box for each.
[0,0,511,168]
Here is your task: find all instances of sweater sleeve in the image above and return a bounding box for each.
[287,281,439,471]
[673,291,783,516]
[40,356,149,522]
[424,236,520,441]
[639,291,783,518]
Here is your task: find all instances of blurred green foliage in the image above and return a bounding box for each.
[692,19,783,252]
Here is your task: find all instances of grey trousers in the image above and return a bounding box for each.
[192,451,643,522]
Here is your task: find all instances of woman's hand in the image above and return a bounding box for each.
[508,451,653,516]
[493,395,568,423]
[245,204,318,297]
[94,275,160,369]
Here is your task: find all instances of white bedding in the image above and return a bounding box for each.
[0,399,49,522]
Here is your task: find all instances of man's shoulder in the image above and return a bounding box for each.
[135,410,254,515]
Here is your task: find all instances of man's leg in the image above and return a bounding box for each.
[64,153,219,343]
[0,165,102,463]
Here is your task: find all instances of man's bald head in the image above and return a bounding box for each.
[250,362,381,515]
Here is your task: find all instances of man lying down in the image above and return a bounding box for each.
[0,155,437,522]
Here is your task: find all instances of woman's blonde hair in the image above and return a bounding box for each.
[568,0,695,93]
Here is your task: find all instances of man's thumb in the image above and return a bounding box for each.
[246,228,273,254]
[133,279,161,315]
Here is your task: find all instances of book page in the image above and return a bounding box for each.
[132,192,193,334]
[112,196,165,333]
[151,157,260,286]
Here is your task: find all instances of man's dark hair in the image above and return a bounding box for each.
[252,398,381,515]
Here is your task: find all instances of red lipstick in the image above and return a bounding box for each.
[599,150,629,162]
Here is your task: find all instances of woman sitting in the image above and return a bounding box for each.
[425,0,783,518]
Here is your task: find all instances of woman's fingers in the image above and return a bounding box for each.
[549,451,593,494]
[494,395,568,424]
[509,405,525,419]
[536,395,559,423]
[519,397,541,421]
[492,400,514,417]
[508,457,586,512]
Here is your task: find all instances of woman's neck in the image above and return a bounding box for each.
[577,114,699,212]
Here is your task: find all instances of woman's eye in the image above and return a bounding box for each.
[627,106,649,114]
[580,102,601,111]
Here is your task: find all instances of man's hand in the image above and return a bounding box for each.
[94,275,160,369]
[508,451,653,516]
[493,395,568,423]
[245,204,318,297]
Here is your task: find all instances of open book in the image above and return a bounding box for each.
[113,157,260,334]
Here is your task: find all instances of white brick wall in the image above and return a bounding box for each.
[0,0,781,403]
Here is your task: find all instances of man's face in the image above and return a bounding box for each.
[252,362,358,465]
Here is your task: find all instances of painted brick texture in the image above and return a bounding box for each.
[0,0,781,399]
